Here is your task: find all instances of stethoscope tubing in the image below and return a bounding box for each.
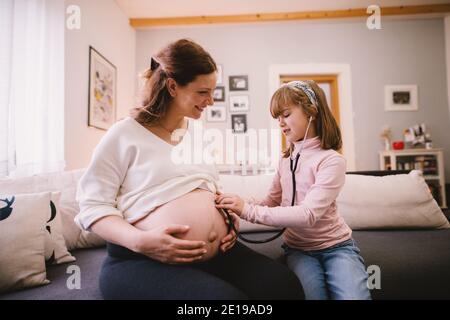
[223,116,313,244]
[222,151,300,244]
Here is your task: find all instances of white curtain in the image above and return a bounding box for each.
[0,0,65,179]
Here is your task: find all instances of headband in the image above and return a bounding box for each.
[286,81,318,108]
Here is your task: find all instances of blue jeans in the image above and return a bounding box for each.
[284,239,371,300]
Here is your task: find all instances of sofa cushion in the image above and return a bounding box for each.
[336,170,450,230]
[0,192,51,293]
[352,228,450,299]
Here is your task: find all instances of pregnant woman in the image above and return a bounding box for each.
[75,39,304,300]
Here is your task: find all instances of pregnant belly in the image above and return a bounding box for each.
[132,189,229,262]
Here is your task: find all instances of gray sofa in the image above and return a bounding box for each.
[2,223,450,300]
[2,171,450,300]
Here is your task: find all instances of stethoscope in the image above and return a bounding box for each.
[221,116,314,244]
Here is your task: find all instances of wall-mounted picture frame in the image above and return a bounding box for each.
[213,86,225,102]
[231,114,247,133]
[385,85,418,111]
[229,75,248,91]
[216,64,223,84]
[207,106,226,122]
[229,95,250,112]
[88,46,117,130]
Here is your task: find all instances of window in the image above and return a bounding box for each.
[0,0,65,178]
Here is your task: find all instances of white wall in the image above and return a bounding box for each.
[136,18,450,181]
[64,0,136,170]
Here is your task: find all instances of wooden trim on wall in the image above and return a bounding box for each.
[130,4,450,28]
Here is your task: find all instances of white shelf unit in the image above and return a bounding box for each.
[379,148,447,208]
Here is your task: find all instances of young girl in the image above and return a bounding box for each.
[216,80,371,300]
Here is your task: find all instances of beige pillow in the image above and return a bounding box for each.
[337,170,450,230]
[57,184,105,250]
[0,192,50,293]
[41,170,105,250]
[45,192,76,265]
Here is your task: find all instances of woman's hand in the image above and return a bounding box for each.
[215,193,245,216]
[134,224,207,264]
[219,211,240,252]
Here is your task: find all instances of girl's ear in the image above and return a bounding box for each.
[166,78,178,97]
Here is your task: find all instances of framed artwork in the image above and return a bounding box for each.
[231,114,247,133]
[385,85,418,111]
[88,46,117,130]
[229,75,248,91]
[207,106,226,122]
[216,64,223,84]
[213,86,225,102]
[229,95,249,112]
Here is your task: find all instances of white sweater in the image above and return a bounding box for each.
[75,116,219,231]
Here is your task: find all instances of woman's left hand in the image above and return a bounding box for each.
[215,193,245,216]
[219,211,240,252]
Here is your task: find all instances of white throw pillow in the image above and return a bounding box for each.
[0,192,51,293]
[336,170,450,230]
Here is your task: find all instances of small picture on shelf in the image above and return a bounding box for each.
[403,123,432,149]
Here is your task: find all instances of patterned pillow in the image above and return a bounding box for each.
[45,192,76,265]
[0,170,105,250]
[0,192,51,293]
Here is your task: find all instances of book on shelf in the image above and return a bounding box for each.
[395,155,438,175]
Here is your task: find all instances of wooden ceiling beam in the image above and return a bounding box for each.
[130,4,450,28]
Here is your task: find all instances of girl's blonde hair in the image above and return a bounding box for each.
[270,80,342,158]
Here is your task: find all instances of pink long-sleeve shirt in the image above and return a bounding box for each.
[242,136,352,251]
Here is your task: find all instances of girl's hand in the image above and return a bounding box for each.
[219,212,240,252]
[215,193,245,216]
[135,224,207,264]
